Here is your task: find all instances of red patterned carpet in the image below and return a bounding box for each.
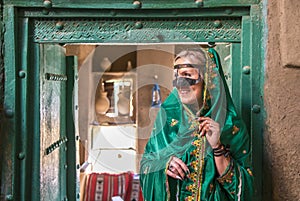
[82,171,143,201]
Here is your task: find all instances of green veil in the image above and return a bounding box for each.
[140,48,254,201]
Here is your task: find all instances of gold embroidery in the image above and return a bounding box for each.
[232,125,240,135]
[247,168,253,176]
[185,195,195,201]
[186,183,197,193]
[190,160,199,171]
[170,119,178,127]
[189,124,196,130]
[209,83,216,90]
[209,184,214,193]
[190,149,200,158]
[189,172,197,182]
[192,139,201,146]
[191,131,200,138]
[217,161,234,185]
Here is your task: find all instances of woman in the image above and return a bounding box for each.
[140,47,254,201]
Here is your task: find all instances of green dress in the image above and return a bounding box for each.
[140,48,254,201]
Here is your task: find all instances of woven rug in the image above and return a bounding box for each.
[83,171,143,201]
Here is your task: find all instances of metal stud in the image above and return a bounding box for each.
[17,152,25,160]
[243,66,251,74]
[43,0,52,9]
[42,8,50,15]
[18,70,26,78]
[56,22,64,31]
[195,0,204,7]
[5,195,13,201]
[133,1,142,9]
[4,109,14,118]
[213,20,222,28]
[135,21,143,29]
[225,9,233,15]
[252,105,261,113]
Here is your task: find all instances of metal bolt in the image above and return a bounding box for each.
[56,22,64,31]
[195,0,204,8]
[17,152,25,160]
[242,66,251,74]
[252,105,261,113]
[18,70,26,78]
[6,194,13,201]
[42,8,50,15]
[43,0,52,9]
[132,1,142,9]
[110,10,116,16]
[135,21,143,29]
[225,9,233,15]
[213,20,222,28]
[64,164,68,169]
[4,109,14,118]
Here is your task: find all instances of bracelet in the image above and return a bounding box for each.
[213,144,230,157]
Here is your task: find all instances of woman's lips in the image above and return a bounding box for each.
[178,87,191,95]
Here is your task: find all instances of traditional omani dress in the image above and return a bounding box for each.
[140,48,254,201]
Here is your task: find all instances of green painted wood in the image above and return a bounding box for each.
[18,16,29,201]
[4,0,259,9]
[240,16,251,134]
[2,5,17,201]
[0,4,3,109]
[33,17,242,43]
[28,42,41,201]
[231,43,242,115]
[65,56,80,201]
[1,1,264,200]
[40,44,68,201]
[19,7,250,18]
[250,5,263,201]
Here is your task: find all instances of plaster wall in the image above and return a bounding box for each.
[264,0,300,200]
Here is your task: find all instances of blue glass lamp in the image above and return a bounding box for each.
[151,83,161,108]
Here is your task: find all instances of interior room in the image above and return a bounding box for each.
[60,43,232,200]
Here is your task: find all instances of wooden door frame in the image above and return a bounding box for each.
[1,2,264,201]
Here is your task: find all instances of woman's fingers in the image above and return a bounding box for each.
[166,170,183,180]
[198,118,219,136]
[168,157,189,180]
[197,117,221,148]
[172,157,189,178]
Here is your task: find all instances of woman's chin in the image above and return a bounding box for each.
[180,96,196,105]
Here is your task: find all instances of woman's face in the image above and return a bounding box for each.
[174,57,203,107]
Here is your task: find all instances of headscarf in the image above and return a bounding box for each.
[140,47,253,201]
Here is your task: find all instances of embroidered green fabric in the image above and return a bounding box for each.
[140,48,254,201]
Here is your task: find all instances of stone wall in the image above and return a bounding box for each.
[264,0,300,200]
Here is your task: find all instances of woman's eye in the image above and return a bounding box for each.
[184,73,191,77]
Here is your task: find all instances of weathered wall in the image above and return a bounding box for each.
[264,0,300,200]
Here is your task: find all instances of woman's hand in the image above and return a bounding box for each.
[198,117,221,148]
[166,156,189,180]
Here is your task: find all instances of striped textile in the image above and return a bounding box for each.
[83,172,143,201]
